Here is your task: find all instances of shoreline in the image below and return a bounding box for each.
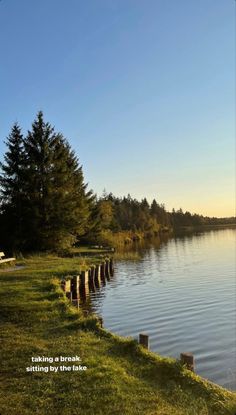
[1,253,236,414]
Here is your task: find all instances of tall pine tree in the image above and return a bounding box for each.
[22,111,92,250]
[0,123,25,250]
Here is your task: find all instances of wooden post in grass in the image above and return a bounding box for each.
[61,280,66,292]
[180,353,195,372]
[65,280,71,292]
[72,299,79,309]
[98,317,103,328]
[71,275,79,299]
[139,333,149,349]
[66,292,72,302]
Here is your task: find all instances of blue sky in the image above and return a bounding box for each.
[0,0,235,217]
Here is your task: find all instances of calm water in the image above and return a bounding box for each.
[82,228,236,389]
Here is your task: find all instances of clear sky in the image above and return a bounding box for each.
[0,0,235,217]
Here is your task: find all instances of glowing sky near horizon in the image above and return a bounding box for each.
[0,0,235,217]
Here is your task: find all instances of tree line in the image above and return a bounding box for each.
[95,195,235,236]
[0,112,235,252]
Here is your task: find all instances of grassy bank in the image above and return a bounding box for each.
[0,255,236,415]
[66,245,141,261]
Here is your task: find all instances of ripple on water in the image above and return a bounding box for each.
[88,229,236,389]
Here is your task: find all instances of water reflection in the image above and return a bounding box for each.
[79,228,236,390]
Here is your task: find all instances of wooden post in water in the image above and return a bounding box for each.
[105,259,110,279]
[180,353,195,372]
[109,258,114,276]
[80,270,89,287]
[79,283,89,299]
[89,266,95,282]
[100,263,106,284]
[88,268,92,282]
[88,266,95,290]
[100,262,105,279]
[139,333,149,349]
[93,264,100,288]
[95,264,101,280]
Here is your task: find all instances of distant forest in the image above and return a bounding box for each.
[0,112,235,252]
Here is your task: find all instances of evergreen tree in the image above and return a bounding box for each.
[21,111,92,250]
[0,111,93,251]
[0,123,25,250]
[97,199,113,229]
[49,138,94,248]
[22,111,56,248]
[150,199,158,217]
[81,196,102,243]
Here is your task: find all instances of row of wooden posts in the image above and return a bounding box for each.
[61,258,114,306]
[138,333,195,371]
[61,258,194,372]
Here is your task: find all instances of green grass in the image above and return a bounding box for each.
[0,255,236,415]
[70,246,114,254]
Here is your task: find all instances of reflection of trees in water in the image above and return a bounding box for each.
[129,227,235,253]
[79,227,235,314]
[119,235,163,256]
[173,227,235,247]
[174,226,235,240]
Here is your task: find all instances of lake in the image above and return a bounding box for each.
[82,228,236,390]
